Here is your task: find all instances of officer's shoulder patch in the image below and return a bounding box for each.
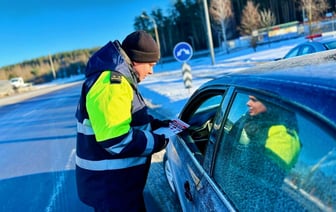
[110,72,122,84]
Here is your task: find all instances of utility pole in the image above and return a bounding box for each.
[202,0,215,65]
[48,54,56,79]
[141,14,161,55]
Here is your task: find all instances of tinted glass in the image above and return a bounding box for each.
[324,40,336,49]
[284,46,299,58]
[300,45,315,55]
[213,93,336,211]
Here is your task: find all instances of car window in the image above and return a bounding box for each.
[284,46,299,58]
[300,45,314,55]
[213,92,336,211]
[182,93,224,160]
[324,40,336,49]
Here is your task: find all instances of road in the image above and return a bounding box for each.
[0,82,181,211]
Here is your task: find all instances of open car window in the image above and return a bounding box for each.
[181,92,224,162]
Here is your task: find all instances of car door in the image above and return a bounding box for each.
[170,87,231,211]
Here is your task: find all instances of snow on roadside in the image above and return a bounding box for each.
[139,36,304,118]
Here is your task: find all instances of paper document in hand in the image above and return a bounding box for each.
[154,119,189,137]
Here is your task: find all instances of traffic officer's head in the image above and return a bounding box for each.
[122,30,160,82]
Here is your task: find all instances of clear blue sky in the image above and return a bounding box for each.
[0,0,173,68]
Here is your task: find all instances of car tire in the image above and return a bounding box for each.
[163,153,177,195]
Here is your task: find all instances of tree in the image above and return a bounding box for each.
[298,0,330,35]
[134,12,153,32]
[260,9,276,29]
[240,1,261,51]
[209,0,234,53]
[260,8,276,46]
[240,1,261,36]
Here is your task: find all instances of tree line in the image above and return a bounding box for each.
[134,0,334,57]
[0,0,334,84]
[0,48,98,84]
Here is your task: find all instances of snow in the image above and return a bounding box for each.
[139,36,305,118]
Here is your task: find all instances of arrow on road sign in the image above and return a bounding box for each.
[173,42,193,63]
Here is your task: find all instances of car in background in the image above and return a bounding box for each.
[163,50,336,211]
[9,77,25,89]
[282,34,336,59]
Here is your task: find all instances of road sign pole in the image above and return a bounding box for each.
[182,62,192,91]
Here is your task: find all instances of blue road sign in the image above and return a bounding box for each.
[173,42,193,62]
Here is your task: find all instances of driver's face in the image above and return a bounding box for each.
[246,95,267,116]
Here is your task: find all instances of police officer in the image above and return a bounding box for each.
[75,30,169,211]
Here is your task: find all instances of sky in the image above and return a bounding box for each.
[0,0,174,68]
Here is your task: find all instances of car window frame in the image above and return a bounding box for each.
[179,86,227,164]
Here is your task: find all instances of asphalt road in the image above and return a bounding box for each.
[0,82,181,211]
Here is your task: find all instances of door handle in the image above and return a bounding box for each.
[184,181,193,202]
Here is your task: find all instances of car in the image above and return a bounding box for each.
[163,50,336,211]
[282,34,336,59]
[9,77,25,88]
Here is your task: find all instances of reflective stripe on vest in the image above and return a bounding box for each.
[78,120,155,156]
[76,155,147,171]
[142,130,155,155]
[105,129,134,154]
[77,119,94,135]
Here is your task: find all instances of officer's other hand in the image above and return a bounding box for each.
[151,119,171,131]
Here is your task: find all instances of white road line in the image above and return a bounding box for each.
[45,148,76,212]
[22,110,36,117]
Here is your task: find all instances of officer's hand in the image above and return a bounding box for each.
[153,134,169,153]
[151,119,171,131]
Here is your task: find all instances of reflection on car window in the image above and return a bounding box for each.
[184,94,223,159]
[213,93,336,211]
[325,40,336,49]
[301,45,314,55]
[285,46,299,58]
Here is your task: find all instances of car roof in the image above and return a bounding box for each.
[310,35,336,43]
[292,35,336,49]
[201,49,336,125]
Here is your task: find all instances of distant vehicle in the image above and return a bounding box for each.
[10,77,25,88]
[163,50,336,211]
[282,34,336,59]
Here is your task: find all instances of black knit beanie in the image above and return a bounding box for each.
[121,30,160,63]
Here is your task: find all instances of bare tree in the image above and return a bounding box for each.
[240,1,261,36]
[209,0,233,53]
[240,1,261,51]
[260,9,276,29]
[260,9,276,46]
[298,0,330,34]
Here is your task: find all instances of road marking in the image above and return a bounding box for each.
[22,110,36,117]
[45,148,76,211]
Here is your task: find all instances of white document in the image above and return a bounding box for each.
[153,119,190,137]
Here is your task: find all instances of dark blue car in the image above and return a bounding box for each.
[163,50,336,211]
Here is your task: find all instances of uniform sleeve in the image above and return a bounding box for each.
[86,71,133,142]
